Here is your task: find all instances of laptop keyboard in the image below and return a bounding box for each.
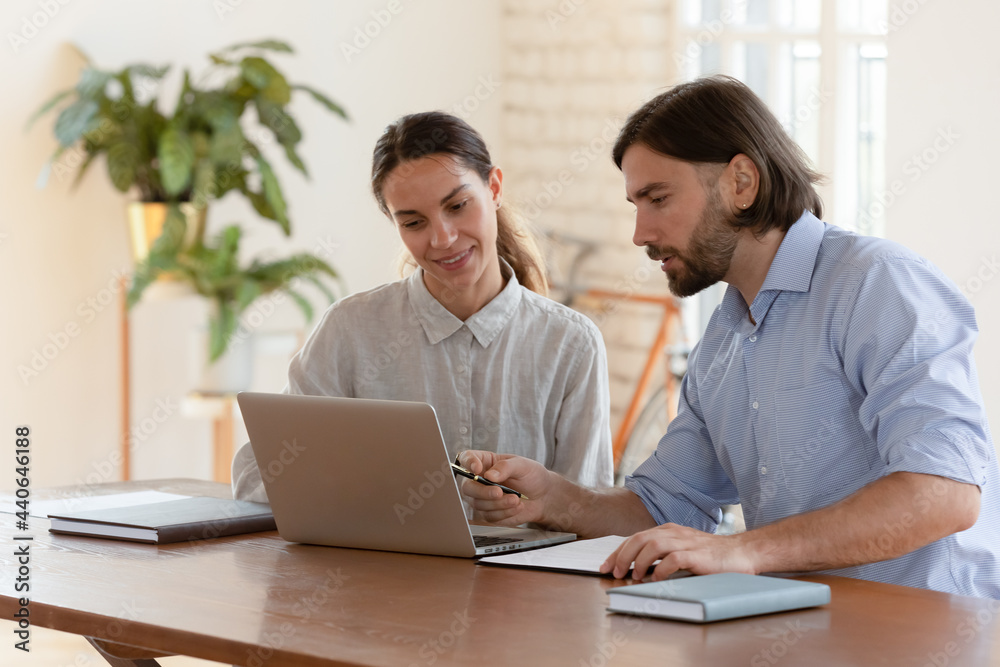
[474,535,523,547]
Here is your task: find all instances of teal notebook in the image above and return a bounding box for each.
[606,573,830,623]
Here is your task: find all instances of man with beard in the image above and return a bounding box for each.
[457,75,1000,598]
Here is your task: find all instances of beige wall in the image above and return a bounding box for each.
[885,0,1000,450]
[4,0,995,488]
[1,0,502,485]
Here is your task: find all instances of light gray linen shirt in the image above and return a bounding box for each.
[232,264,613,503]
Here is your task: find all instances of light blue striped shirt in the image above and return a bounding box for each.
[626,211,1000,598]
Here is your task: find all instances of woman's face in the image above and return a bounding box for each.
[381,154,504,313]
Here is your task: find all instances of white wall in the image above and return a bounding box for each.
[885,0,1000,450]
[0,0,502,486]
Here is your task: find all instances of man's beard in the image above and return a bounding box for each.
[646,187,740,298]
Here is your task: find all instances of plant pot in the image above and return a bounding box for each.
[191,324,254,394]
[127,202,206,264]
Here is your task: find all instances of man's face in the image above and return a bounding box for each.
[622,143,740,298]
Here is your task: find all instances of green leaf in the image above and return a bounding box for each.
[240,57,290,104]
[106,142,138,192]
[209,299,237,361]
[126,64,170,80]
[207,119,244,166]
[149,205,188,256]
[158,127,195,196]
[302,273,337,305]
[256,155,289,234]
[235,280,262,313]
[70,152,99,189]
[283,144,308,177]
[282,287,313,323]
[256,99,301,145]
[217,39,293,54]
[75,68,112,98]
[53,99,99,146]
[292,84,348,119]
[189,160,217,207]
[25,89,74,131]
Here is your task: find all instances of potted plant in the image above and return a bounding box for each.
[131,221,339,364]
[28,38,347,364]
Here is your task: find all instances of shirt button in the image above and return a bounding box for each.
[749,334,757,342]
[752,401,759,410]
[456,365,467,374]
[459,426,468,435]
[760,466,768,475]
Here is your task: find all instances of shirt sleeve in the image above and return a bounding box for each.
[624,341,739,532]
[550,321,614,488]
[840,256,992,486]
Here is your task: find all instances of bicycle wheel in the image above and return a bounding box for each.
[614,384,746,534]
[614,385,671,486]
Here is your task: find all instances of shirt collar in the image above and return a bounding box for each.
[757,209,825,295]
[406,258,523,347]
[718,210,825,328]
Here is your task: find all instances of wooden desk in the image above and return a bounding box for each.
[2,480,999,666]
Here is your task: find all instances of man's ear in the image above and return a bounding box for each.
[727,154,759,211]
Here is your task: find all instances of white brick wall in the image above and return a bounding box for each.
[499,0,679,435]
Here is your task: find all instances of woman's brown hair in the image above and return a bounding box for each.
[372,111,548,295]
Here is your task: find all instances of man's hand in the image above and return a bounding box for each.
[599,524,756,581]
[455,451,556,526]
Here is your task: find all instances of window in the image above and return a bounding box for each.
[675,0,888,234]
[674,0,887,334]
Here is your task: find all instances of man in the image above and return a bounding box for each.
[458,75,1000,598]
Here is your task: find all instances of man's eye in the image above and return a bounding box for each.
[651,196,666,205]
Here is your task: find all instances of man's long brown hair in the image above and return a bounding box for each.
[612,75,823,235]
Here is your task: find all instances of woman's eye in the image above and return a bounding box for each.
[401,219,422,229]
[450,199,468,212]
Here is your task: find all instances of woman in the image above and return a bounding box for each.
[232,111,612,503]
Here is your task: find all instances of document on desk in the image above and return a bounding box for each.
[0,490,189,519]
[478,535,630,574]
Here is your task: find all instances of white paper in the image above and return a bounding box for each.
[0,490,190,519]
[479,535,629,573]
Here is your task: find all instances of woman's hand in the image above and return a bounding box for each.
[455,451,557,527]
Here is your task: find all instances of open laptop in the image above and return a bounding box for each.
[236,392,576,557]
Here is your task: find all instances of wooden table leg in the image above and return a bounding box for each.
[213,396,235,484]
[85,636,169,666]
